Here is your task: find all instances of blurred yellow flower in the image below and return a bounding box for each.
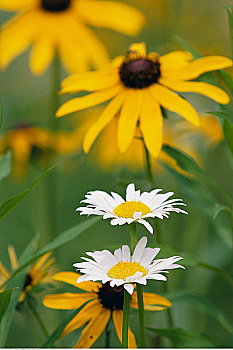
[43,271,171,348]
[54,110,223,173]
[0,123,52,177]
[0,0,145,75]
[0,247,55,302]
[57,42,231,158]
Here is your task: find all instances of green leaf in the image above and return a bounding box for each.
[225,5,233,58]
[0,105,2,130]
[0,164,55,223]
[162,164,233,248]
[147,327,213,347]
[41,299,93,347]
[0,217,100,291]
[213,203,232,220]
[0,151,11,182]
[155,244,233,289]
[174,35,202,58]
[208,110,233,126]
[218,71,233,97]
[0,236,38,347]
[223,118,233,158]
[167,291,233,336]
[0,288,16,324]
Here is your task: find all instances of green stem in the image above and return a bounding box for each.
[47,55,61,239]
[105,327,111,348]
[143,140,154,186]
[28,302,50,339]
[130,222,137,251]
[122,289,131,348]
[136,284,146,348]
[144,140,175,344]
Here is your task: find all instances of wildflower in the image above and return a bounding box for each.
[57,42,231,157]
[43,270,171,348]
[0,0,145,75]
[76,183,187,233]
[0,246,55,302]
[0,123,52,177]
[74,237,184,295]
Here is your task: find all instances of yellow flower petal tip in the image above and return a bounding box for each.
[128,42,146,56]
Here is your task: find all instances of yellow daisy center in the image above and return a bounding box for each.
[41,0,71,12]
[113,201,152,219]
[108,261,147,280]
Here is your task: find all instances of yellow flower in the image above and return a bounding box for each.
[0,246,55,302]
[43,271,171,348]
[0,0,145,75]
[57,42,232,158]
[55,110,223,173]
[0,123,52,177]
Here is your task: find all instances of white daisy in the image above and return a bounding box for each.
[76,183,187,233]
[74,237,184,295]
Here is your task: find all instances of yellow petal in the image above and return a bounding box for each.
[84,92,125,153]
[53,272,101,292]
[131,291,171,309]
[43,292,96,310]
[60,71,119,94]
[0,262,10,280]
[61,299,102,338]
[149,84,200,126]
[112,309,137,348]
[128,42,147,56]
[0,0,34,10]
[159,77,230,104]
[8,246,18,270]
[118,89,142,153]
[29,37,55,75]
[74,307,111,348]
[29,252,52,276]
[56,85,122,117]
[163,56,232,80]
[72,21,109,69]
[0,12,37,68]
[77,0,145,36]
[160,50,193,70]
[140,91,163,158]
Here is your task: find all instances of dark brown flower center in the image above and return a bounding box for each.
[119,58,161,89]
[98,282,126,310]
[23,274,33,291]
[41,0,71,12]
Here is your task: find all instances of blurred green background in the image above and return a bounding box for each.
[0,0,232,347]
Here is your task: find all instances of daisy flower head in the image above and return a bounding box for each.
[74,236,184,295]
[43,271,171,348]
[57,42,232,158]
[76,183,187,234]
[0,0,145,75]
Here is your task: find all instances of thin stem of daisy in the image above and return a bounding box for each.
[130,223,146,348]
[143,140,154,186]
[122,289,131,348]
[130,222,137,251]
[136,284,146,348]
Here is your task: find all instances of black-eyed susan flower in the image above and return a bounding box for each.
[0,0,145,75]
[0,246,55,302]
[74,237,184,295]
[0,123,52,177]
[76,183,187,233]
[43,270,172,348]
[57,42,232,157]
